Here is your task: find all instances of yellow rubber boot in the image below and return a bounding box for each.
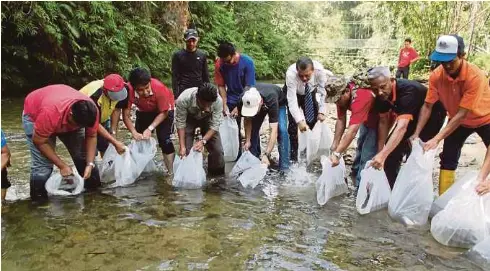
[439,169,455,195]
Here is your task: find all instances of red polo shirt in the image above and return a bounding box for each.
[127,78,175,112]
[24,84,99,138]
[337,84,378,129]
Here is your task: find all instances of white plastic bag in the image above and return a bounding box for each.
[468,238,490,270]
[298,129,321,165]
[431,179,490,248]
[388,139,436,226]
[316,121,334,156]
[173,149,206,189]
[298,121,333,165]
[430,171,478,218]
[238,164,268,189]
[316,155,348,206]
[45,167,84,196]
[110,138,157,187]
[220,116,240,162]
[100,144,117,182]
[356,163,391,215]
[230,151,261,178]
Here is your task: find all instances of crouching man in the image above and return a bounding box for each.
[22,85,101,200]
[80,73,128,157]
[175,83,225,176]
[326,73,378,189]
[241,83,289,171]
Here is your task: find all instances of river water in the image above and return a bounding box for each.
[1,98,483,270]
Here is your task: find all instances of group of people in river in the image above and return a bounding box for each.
[1,29,490,202]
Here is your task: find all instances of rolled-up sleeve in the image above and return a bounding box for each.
[316,69,328,115]
[210,98,223,131]
[175,97,188,129]
[286,71,303,123]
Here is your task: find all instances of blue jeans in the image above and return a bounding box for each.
[22,113,101,200]
[249,105,290,171]
[351,124,377,187]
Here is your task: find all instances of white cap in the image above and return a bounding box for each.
[241,88,262,117]
[430,35,458,62]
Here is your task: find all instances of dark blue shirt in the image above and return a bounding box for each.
[215,54,256,106]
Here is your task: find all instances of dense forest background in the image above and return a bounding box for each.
[1,1,489,96]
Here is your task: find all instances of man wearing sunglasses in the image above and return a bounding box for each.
[412,35,490,195]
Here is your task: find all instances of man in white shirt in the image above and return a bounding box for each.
[285,57,332,162]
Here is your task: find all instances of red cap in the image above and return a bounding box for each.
[103,74,125,92]
[103,74,128,101]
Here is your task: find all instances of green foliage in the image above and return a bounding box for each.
[2,1,314,96]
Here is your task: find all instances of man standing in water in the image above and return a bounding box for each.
[80,74,128,157]
[396,38,420,79]
[22,85,101,200]
[368,66,446,188]
[285,57,332,162]
[215,41,256,159]
[175,83,225,176]
[116,68,176,176]
[326,71,378,189]
[172,28,210,99]
[412,35,490,195]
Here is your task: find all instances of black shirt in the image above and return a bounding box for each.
[171,49,210,97]
[255,83,287,123]
[376,79,427,123]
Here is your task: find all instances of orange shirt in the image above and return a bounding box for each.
[425,61,490,128]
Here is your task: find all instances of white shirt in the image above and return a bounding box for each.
[286,60,333,123]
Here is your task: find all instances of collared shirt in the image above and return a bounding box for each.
[376,79,428,123]
[175,87,223,131]
[285,60,333,123]
[118,78,175,113]
[426,60,490,128]
[80,79,125,124]
[23,84,99,138]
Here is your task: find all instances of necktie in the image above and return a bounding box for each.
[304,83,315,123]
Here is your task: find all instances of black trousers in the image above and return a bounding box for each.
[384,101,446,188]
[440,123,490,170]
[135,110,175,154]
[287,87,320,162]
[396,66,410,79]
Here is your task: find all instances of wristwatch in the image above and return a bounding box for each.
[332,151,342,159]
[148,125,155,131]
[202,139,207,145]
[88,162,95,168]
[111,130,117,135]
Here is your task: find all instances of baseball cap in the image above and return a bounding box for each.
[241,88,262,117]
[430,35,460,62]
[184,29,199,41]
[103,74,128,102]
[325,76,350,103]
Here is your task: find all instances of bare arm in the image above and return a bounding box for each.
[265,123,278,154]
[149,111,168,128]
[33,133,69,170]
[178,128,186,150]
[98,123,120,146]
[334,124,361,154]
[244,117,253,145]
[432,107,469,143]
[410,56,420,64]
[377,114,391,152]
[218,86,228,113]
[331,114,347,151]
[412,102,433,138]
[122,108,138,136]
[378,118,410,158]
[110,108,121,135]
[1,145,11,170]
[477,147,490,182]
